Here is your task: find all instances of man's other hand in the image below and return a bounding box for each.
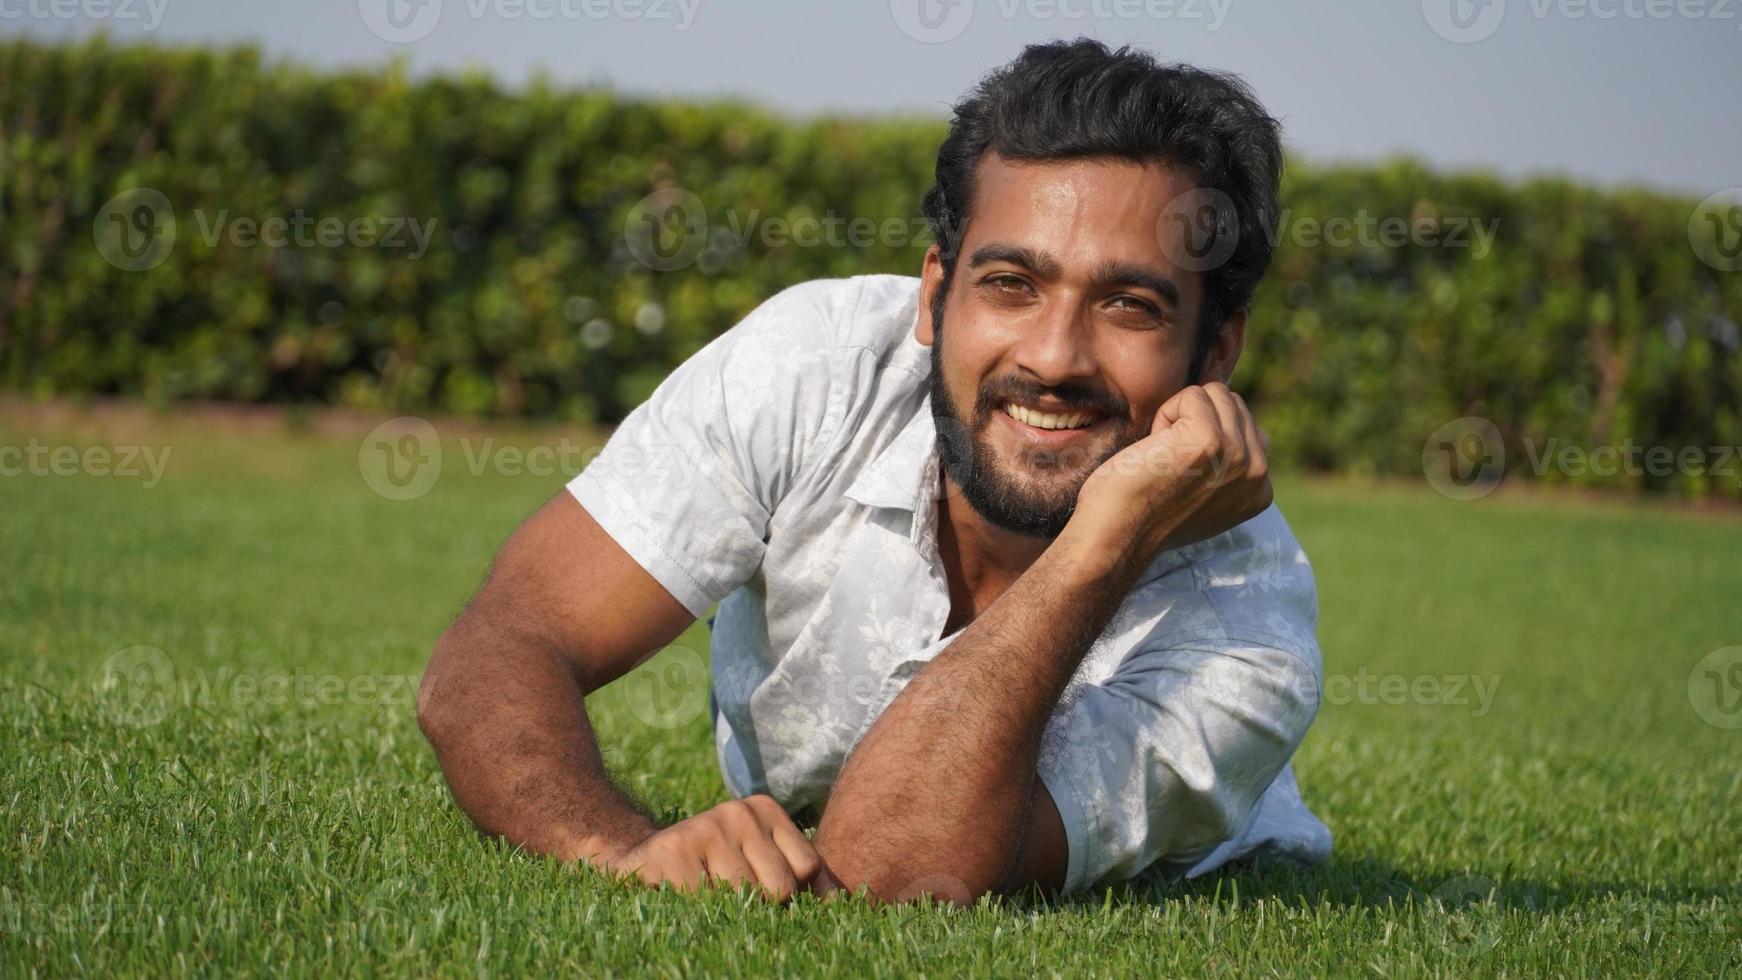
[1069,381,1272,572]
[601,795,822,902]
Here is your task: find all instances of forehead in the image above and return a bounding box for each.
[961,152,1195,276]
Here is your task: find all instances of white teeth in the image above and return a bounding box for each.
[1003,402,1095,430]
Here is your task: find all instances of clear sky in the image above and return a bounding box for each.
[6,0,1738,196]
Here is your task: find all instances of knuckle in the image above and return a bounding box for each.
[791,850,822,879]
[689,815,726,843]
[653,835,693,863]
[745,793,784,820]
[717,800,759,833]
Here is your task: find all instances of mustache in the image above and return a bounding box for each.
[973,378,1127,420]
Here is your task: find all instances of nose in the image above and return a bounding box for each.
[1010,302,1099,390]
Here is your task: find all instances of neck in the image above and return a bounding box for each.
[935,470,1052,630]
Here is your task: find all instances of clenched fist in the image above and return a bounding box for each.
[1069,381,1272,575]
[601,795,822,902]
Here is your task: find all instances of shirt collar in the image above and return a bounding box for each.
[843,390,939,517]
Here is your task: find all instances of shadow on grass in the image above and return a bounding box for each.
[1026,855,1741,914]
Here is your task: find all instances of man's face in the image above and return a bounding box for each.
[918,152,1240,539]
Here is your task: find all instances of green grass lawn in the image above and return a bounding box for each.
[3,404,1739,976]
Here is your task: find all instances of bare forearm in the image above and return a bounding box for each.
[813,526,1141,898]
[418,614,655,863]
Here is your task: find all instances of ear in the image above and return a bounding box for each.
[1198,307,1248,386]
[916,244,945,348]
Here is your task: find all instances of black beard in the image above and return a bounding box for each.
[927,315,1130,540]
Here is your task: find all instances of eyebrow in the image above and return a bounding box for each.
[1090,259,1182,309]
[965,242,1181,309]
[967,242,1060,278]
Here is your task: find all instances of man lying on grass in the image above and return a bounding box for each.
[418,38,1331,903]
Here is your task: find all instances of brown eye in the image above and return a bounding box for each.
[977,274,1037,303]
[1109,294,1159,317]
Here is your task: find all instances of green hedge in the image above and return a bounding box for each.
[3,37,1739,497]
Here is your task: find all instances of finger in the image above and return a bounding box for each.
[739,832,800,902]
[1155,384,1215,426]
[1153,388,1220,480]
[808,862,842,897]
[702,839,758,894]
[745,796,823,883]
[1201,384,1250,481]
[639,852,707,894]
[1146,399,1174,435]
[1231,392,1268,472]
[768,821,821,884]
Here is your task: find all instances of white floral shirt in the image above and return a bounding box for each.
[567,274,1332,893]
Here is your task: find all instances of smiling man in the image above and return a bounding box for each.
[418,38,1331,902]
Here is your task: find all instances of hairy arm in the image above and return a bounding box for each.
[813,383,1272,901]
[420,493,820,900]
[418,494,687,862]
[812,524,1141,898]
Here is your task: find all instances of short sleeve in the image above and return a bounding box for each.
[1036,634,1322,894]
[566,280,844,617]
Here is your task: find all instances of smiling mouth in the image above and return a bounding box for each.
[1000,401,1101,431]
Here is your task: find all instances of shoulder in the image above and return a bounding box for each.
[732,274,919,354]
[672,274,915,414]
[726,273,925,423]
[1136,504,1322,673]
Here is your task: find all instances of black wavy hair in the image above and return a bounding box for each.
[921,38,1284,374]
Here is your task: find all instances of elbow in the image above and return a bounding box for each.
[815,836,1002,905]
[416,628,462,749]
[824,860,987,906]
